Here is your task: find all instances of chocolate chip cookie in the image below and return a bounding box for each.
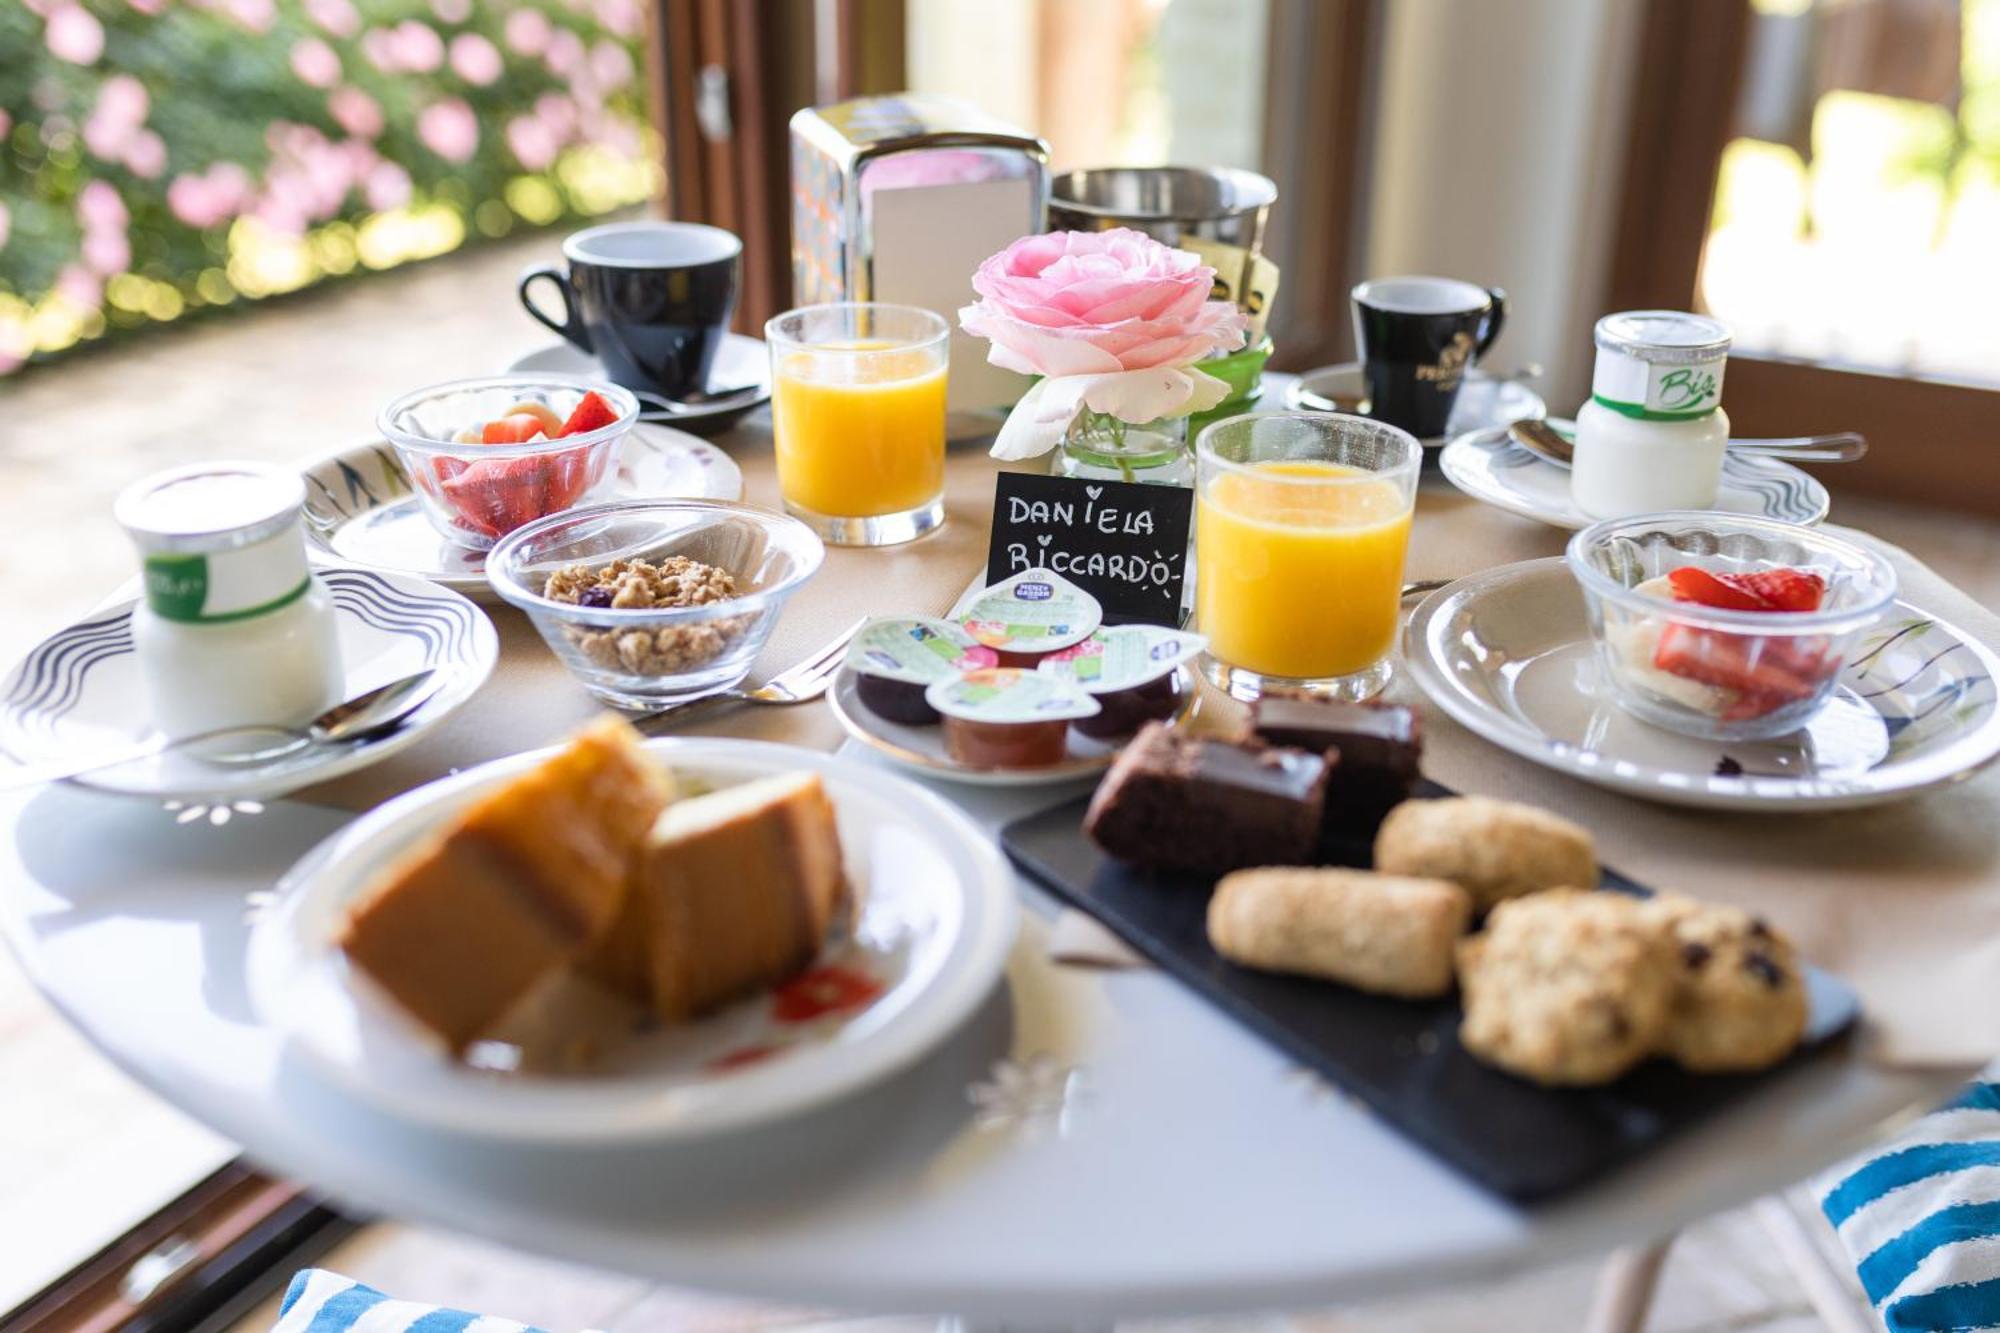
[1642,894,1809,1073]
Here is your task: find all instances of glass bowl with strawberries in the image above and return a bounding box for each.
[1566,512,1898,741]
[377,375,641,551]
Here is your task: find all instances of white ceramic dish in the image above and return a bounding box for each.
[302,427,742,599]
[1438,420,1831,530]
[826,662,1190,787]
[508,333,772,433]
[245,737,1018,1142]
[1283,363,1547,446]
[1404,558,2000,810]
[0,568,496,802]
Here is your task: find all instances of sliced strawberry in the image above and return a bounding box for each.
[1653,623,1818,702]
[543,445,594,511]
[481,413,549,445]
[1718,568,1826,613]
[1667,566,1769,612]
[558,390,619,438]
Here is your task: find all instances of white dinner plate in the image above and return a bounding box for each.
[1439,420,1831,530]
[301,427,743,599]
[0,568,496,802]
[1283,363,1547,446]
[825,662,1193,787]
[1404,558,2000,811]
[508,333,772,434]
[245,738,1018,1142]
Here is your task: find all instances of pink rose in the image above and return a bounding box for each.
[393,19,445,72]
[431,0,471,20]
[506,114,558,170]
[504,8,552,55]
[44,4,104,63]
[77,179,128,231]
[290,38,342,88]
[328,86,384,138]
[0,201,11,251]
[305,0,360,37]
[228,0,275,33]
[594,0,643,37]
[81,227,130,275]
[961,228,1246,378]
[123,129,166,178]
[449,32,503,86]
[589,39,633,88]
[417,98,478,162]
[364,161,412,211]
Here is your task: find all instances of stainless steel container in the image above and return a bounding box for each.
[1049,166,1278,329]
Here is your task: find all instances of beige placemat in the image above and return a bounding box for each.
[303,418,2000,1068]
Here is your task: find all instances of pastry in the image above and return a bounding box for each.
[1642,894,1809,1073]
[1374,796,1598,912]
[338,716,674,1051]
[1250,696,1421,836]
[586,771,849,1022]
[1084,723,1328,876]
[1208,867,1471,998]
[1456,888,1674,1086]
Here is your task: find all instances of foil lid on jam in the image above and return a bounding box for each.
[925,666,1101,723]
[845,616,998,685]
[1035,625,1206,693]
[954,567,1103,655]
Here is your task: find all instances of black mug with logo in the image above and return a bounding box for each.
[1350,276,1506,438]
[519,220,742,398]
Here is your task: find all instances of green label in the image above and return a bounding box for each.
[144,553,209,622]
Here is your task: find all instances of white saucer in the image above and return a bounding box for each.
[0,568,497,802]
[302,426,742,599]
[508,333,771,433]
[245,737,1017,1142]
[826,662,1192,787]
[1404,558,2000,810]
[1284,363,1547,447]
[1439,421,1831,530]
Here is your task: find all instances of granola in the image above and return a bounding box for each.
[543,557,751,675]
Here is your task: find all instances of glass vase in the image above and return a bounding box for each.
[1053,407,1191,486]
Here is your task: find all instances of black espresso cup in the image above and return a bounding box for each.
[1350,276,1506,438]
[519,220,742,398]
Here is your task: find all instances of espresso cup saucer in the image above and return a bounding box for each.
[1403,558,2000,811]
[301,426,743,600]
[508,333,771,434]
[1438,419,1831,531]
[1283,363,1546,447]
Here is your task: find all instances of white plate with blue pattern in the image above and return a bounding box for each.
[301,426,743,599]
[1439,420,1831,531]
[0,569,497,802]
[1405,558,2000,810]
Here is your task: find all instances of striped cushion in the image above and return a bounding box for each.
[1822,1078,2000,1332]
[274,1269,550,1333]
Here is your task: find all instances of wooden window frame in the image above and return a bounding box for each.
[1606,0,2000,516]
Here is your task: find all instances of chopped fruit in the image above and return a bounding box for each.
[500,400,565,435]
[481,413,550,445]
[559,390,619,438]
[771,965,884,1023]
[1718,568,1825,613]
[1666,567,1769,612]
[1653,623,1818,705]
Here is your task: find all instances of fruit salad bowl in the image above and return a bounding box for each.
[377,374,641,551]
[1566,512,1898,742]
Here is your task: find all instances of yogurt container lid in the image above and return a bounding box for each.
[1593,311,1731,366]
[844,616,999,685]
[925,667,1101,724]
[954,567,1103,654]
[114,461,307,553]
[1036,625,1206,693]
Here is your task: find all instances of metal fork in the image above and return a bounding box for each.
[635,617,866,732]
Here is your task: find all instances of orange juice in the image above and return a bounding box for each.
[771,342,947,518]
[1196,460,1413,678]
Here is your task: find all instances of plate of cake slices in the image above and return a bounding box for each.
[246,717,1017,1142]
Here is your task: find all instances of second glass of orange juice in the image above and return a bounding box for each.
[1194,412,1420,701]
[765,302,948,547]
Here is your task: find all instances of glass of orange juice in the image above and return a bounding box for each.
[1195,412,1421,701]
[765,302,949,547]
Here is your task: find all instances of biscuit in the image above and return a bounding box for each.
[1642,894,1809,1073]
[1375,796,1598,912]
[1208,867,1472,998]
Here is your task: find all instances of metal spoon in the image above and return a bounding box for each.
[631,382,765,419]
[1508,418,1867,469]
[0,669,442,791]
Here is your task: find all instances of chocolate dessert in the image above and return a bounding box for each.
[1251,696,1422,836]
[1083,723,1328,876]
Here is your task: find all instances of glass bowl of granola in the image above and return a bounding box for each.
[486,499,825,708]
[1566,511,1897,741]
[377,374,641,551]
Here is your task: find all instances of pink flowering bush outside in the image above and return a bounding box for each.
[0,0,656,374]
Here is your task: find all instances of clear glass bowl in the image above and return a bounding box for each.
[1565,511,1898,741]
[377,374,641,551]
[486,500,824,709]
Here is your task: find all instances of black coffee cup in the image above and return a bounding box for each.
[519,220,742,398]
[1351,276,1506,438]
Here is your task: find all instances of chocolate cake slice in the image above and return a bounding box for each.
[1251,696,1422,837]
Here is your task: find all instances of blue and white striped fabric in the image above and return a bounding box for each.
[1822,1076,2000,1331]
[274,1269,550,1333]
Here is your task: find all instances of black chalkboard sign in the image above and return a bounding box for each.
[985,472,1193,627]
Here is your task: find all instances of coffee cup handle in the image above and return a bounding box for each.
[1477,287,1507,358]
[519,265,591,354]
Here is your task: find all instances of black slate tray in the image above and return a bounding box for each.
[1001,781,1860,1202]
